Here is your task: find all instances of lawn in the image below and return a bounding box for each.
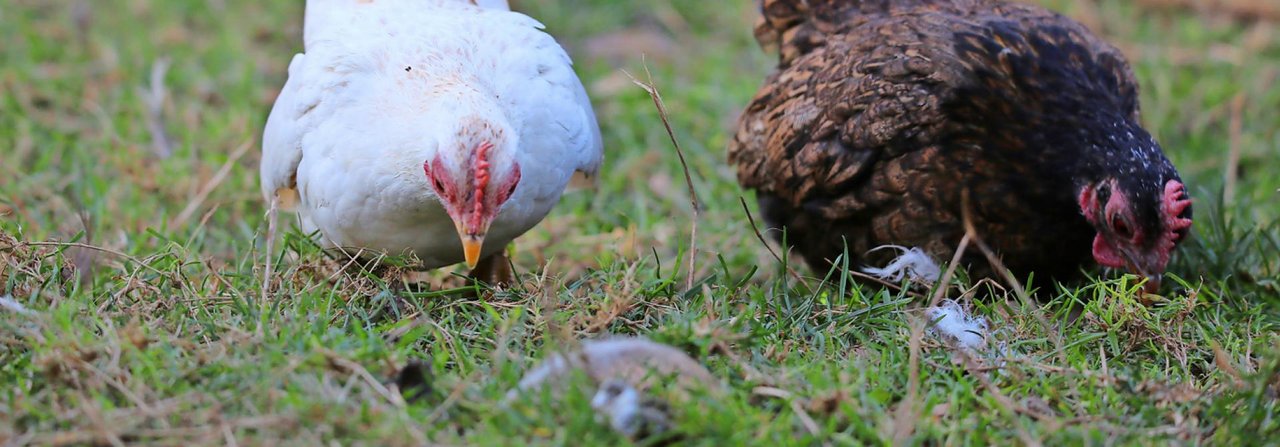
[2,0,1278,445]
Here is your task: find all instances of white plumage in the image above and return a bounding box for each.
[262,0,602,269]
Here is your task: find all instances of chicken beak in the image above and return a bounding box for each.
[1120,248,1161,295]
[450,216,488,268]
[1142,274,1162,295]
[460,233,484,269]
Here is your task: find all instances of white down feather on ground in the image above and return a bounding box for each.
[861,246,1002,355]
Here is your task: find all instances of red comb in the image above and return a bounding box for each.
[467,141,494,230]
[1161,179,1193,253]
[1162,180,1193,231]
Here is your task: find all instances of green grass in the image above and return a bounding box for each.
[2,0,1278,445]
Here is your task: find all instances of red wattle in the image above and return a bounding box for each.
[1091,234,1126,268]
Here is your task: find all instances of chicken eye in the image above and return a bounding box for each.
[504,181,518,198]
[1096,183,1112,205]
[432,178,447,194]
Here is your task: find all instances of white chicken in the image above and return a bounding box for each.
[260,0,602,276]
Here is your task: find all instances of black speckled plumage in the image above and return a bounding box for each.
[731,0,1190,284]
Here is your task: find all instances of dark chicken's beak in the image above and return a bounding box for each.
[1142,274,1162,295]
[1119,248,1161,295]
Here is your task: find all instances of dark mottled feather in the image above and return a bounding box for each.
[731,0,1185,282]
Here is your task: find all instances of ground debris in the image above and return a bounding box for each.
[0,229,76,302]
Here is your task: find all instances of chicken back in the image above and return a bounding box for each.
[730,0,1192,288]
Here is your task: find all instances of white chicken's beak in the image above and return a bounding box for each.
[451,212,490,269]
[460,233,484,269]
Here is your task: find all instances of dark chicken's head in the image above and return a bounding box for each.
[1075,150,1193,293]
[947,19,1195,293]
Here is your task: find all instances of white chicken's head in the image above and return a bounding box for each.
[422,125,521,268]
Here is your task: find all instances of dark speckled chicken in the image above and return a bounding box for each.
[730,0,1193,291]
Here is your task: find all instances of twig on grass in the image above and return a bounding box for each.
[319,349,433,445]
[739,197,811,289]
[894,213,972,444]
[928,234,973,309]
[1212,342,1246,388]
[222,424,239,447]
[752,386,825,441]
[141,57,174,159]
[955,349,1044,447]
[424,368,482,429]
[260,198,279,335]
[172,138,253,229]
[1224,93,1244,205]
[626,63,700,292]
[321,349,404,407]
[25,240,199,300]
[27,241,163,276]
[70,209,99,288]
[959,191,1066,364]
[894,186,1066,441]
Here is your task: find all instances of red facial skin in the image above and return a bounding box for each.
[423,141,521,267]
[1078,179,1192,293]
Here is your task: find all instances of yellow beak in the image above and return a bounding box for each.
[461,234,484,269]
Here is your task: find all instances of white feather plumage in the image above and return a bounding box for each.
[262,0,602,268]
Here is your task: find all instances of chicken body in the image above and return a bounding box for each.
[731,0,1191,286]
[261,0,602,269]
